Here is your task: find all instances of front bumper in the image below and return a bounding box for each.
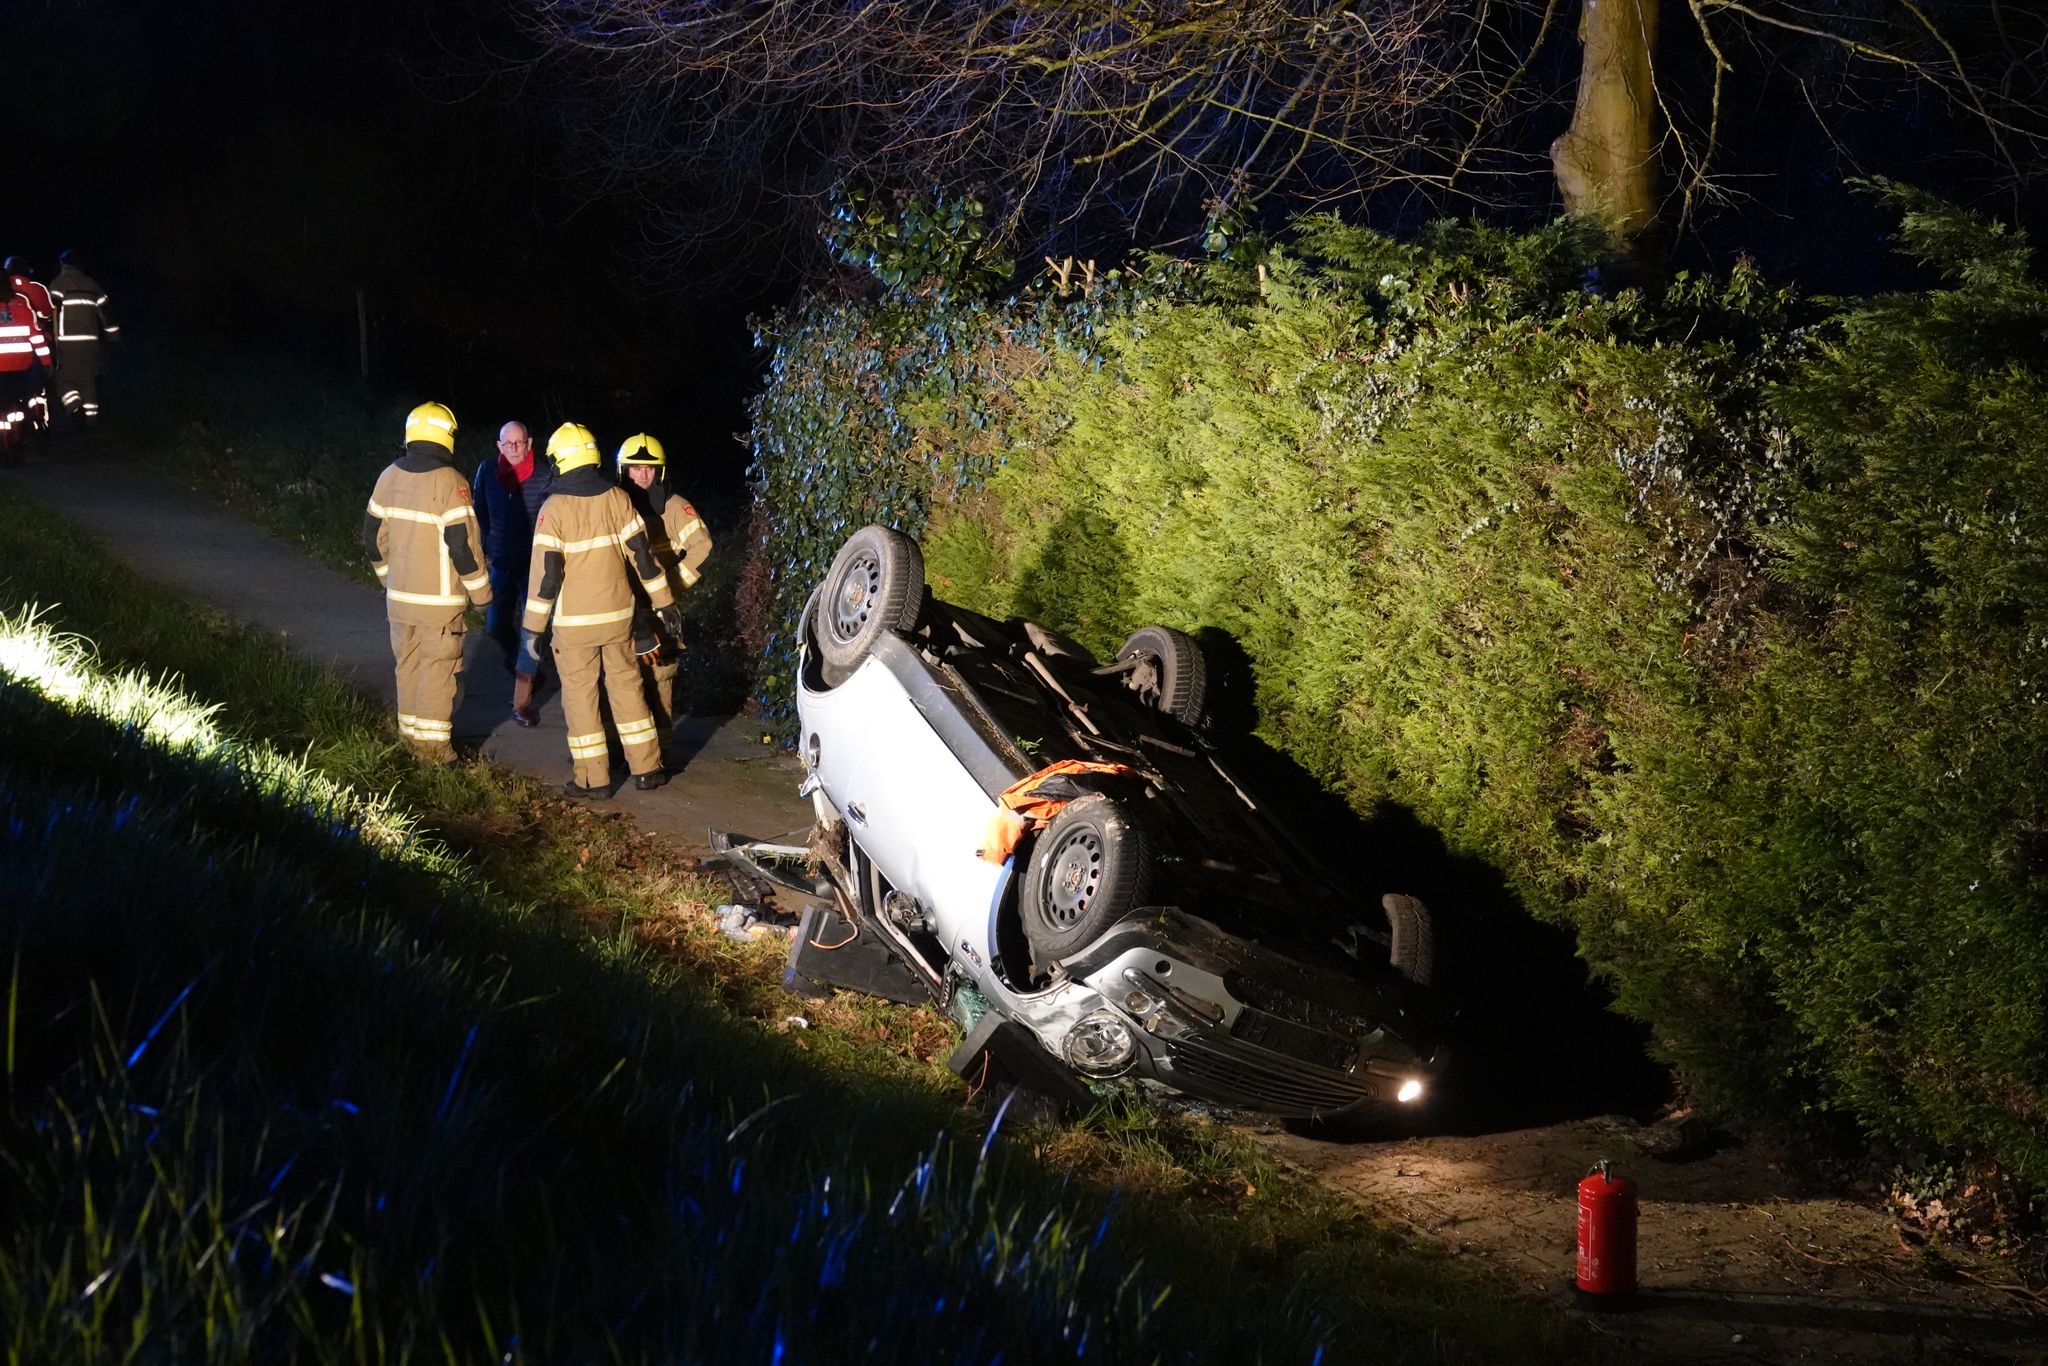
[1059,911,1441,1119]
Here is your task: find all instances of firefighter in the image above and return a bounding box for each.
[3,258,54,434]
[523,422,682,798]
[48,251,119,427]
[615,433,712,748]
[364,401,492,765]
[0,279,53,465]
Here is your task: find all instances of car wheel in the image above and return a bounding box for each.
[1021,794,1153,966]
[1382,893,1435,987]
[814,525,926,686]
[1115,625,1208,726]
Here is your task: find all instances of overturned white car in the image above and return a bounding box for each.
[783,525,1446,1120]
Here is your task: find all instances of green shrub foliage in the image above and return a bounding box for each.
[746,190,2048,1186]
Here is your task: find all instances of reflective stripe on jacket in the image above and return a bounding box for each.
[661,497,713,589]
[5,278,52,332]
[0,294,52,373]
[629,494,714,651]
[365,445,492,628]
[48,265,118,342]
[524,478,674,646]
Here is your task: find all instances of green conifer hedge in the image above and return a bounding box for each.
[745,190,2048,1189]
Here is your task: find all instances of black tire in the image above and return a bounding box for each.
[1020,794,1153,967]
[1115,625,1209,726]
[813,526,926,686]
[1382,893,1435,987]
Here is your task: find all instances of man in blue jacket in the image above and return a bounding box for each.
[472,419,555,726]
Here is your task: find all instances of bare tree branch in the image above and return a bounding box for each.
[518,0,2048,273]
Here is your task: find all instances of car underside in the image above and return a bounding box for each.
[786,526,1447,1120]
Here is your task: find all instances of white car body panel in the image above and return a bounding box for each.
[801,654,1005,956]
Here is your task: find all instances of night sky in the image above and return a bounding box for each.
[4,0,775,489]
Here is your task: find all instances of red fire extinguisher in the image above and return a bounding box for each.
[1575,1159,1638,1302]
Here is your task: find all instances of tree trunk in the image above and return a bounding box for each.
[1551,0,1662,245]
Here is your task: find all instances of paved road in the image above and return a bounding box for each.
[0,443,812,854]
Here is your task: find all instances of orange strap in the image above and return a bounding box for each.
[976,759,1136,864]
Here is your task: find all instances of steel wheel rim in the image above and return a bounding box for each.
[1042,827,1104,928]
[831,551,882,644]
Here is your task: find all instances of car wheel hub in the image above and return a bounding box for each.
[833,554,881,642]
[1120,650,1163,706]
[1043,829,1103,927]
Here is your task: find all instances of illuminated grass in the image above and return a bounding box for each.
[0,605,441,866]
[0,637,1197,1362]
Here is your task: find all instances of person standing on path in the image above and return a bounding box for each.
[0,282,53,465]
[4,258,54,435]
[615,433,712,752]
[472,420,555,727]
[364,401,492,765]
[47,252,118,427]
[522,422,681,798]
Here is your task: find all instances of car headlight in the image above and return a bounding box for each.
[1063,1010,1138,1076]
[1396,1078,1425,1104]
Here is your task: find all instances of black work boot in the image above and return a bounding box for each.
[632,769,670,792]
[562,779,609,800]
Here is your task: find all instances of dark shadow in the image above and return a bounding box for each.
[452,638,519,742]
[1009,506,1133,640]
[1625,1289,2044,1345]
[1193,627,1673,1138]
[663,713,724,769]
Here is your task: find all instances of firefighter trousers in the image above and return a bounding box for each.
[640,653,680,742]
[556,637,661,789]
[389,621,465,764]
[56,341,101,423]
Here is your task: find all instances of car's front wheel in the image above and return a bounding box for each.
[1383,893,1435,986]
[1021,793,1153,969]
[813,525,926,686]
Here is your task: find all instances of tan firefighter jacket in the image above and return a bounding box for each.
[626,488,714,654]
[660,495,712,589]
[524,479,674,646]
[365,446,493,628]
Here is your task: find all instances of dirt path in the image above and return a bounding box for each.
[0,440,814,854]
[1257,1115,2045,1364]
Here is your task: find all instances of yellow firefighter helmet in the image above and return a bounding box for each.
[546,422,602,474]
[404,401,458,451]
[616,433,666,468]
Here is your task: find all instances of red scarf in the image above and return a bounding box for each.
[495,448,536,497]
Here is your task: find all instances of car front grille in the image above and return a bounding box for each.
[1162,1034,1378,1117]
[1228,1006,1358,1071]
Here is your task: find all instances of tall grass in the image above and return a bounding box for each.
[0,620,1213,1361]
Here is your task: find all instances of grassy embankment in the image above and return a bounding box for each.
[0,497,1613,1359]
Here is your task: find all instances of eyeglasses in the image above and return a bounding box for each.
[499,438,532,448]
